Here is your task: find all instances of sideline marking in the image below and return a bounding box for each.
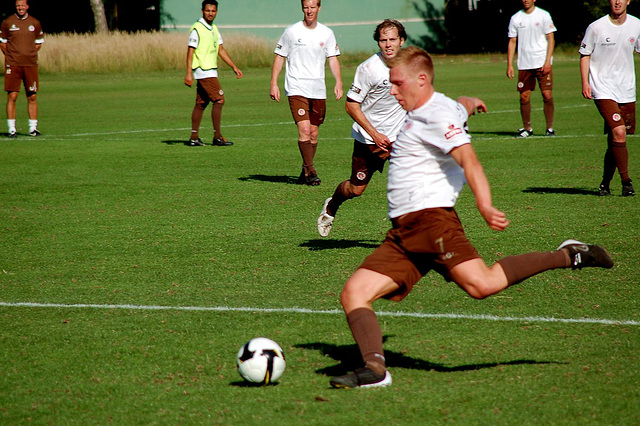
[1,302,638,326]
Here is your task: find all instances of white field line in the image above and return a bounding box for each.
[1,301,638,326]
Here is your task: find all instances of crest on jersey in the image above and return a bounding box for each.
[612,113,622,122]
[29,26,35,32]
[517,82,524,89]
[298,108,306,116]
[349,84,361,94]
[445,124,463,140]
[356,171,367,181]
[219,89,224,96]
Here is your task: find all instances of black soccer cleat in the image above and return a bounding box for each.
[7,132,17,139]
[622,181,635,197]
[598,184,611,196]
[212,137,233,146]
[187,138,204,146]
[29,129,42,137]
[330,367,392,389]
[557,239,614,270]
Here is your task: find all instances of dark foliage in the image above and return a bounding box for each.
[413,0,640,54]
[0,0,161,33]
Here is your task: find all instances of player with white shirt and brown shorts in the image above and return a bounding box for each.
[270,0,343,186]
[329,46,614,389]
[317,19,407,237]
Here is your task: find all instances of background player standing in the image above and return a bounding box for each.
[329,46,614,389]
[185,0,243,147]
[0,0,44,138]
[506,0,556,138]
[317,19,406,237]
[270,0,343,186]
[579,0,639,197]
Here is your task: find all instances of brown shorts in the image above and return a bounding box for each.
[349,141,390,186]
[359,207,480,302]
[196,77,224,108]
[4,64,39,94]
[288,96,326,126]
[517,69,553,93]
[594,99,636,135]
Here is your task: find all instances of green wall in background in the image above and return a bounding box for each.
[162,0,439,52]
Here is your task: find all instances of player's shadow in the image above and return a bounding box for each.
[238,174,300,185]
[300,239,380,251]
[522,187,599,196]
[469,130,520,138]
[295,338,559,377]
[161,140,190,146]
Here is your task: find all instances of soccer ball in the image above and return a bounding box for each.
[236,337,286,384]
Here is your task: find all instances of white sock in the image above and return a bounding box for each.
[29,119,38,132]
[8,119,16,133]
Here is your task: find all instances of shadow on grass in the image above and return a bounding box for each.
[238,174,300,185]
[295,338,560,377]
[300,239,380,251]
[161,140,189,146]
[523,187,598,196]
[229,380,281,388]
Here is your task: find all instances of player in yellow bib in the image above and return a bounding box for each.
[185,0,242,147]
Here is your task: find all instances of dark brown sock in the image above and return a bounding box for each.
[497,250,569,286]
[602,144,616,186]
[328,181,353,217]
[211,102,223,139]
[297,140,315,174]
[611,141,630,182]
[191,106,205,139]
[543,97,554,130]
[346,308,386,371]
[520,99,531,130]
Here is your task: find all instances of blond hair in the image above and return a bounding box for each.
[389,46,434,82]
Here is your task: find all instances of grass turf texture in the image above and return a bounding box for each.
[1,59,639,424]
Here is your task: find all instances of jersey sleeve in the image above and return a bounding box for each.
[274,28,290,57]
[35,21,44,44]
[579,24,595,56]
[347,63,371,103]
[324,29,340,57]
[507,15,518,38]
[188,28,199,49]
[543,13,557,34]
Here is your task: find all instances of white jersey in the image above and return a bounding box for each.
[347,53,406,144]
[508,7,556,70]
[274,21,340,99]
[387,92,471,219]
[579,14,640,103]
[188,18,224,79]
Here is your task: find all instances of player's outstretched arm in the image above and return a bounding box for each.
[270,55,285,102]
[457,97,487,117]
[450,144,510,231]
[328,56,343,100]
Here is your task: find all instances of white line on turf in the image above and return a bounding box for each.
[1,302,638,326]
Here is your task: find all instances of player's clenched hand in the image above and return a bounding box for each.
[184,74,193,88]
[480,206,510,231]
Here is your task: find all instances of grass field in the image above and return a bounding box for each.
[1,58,639,424]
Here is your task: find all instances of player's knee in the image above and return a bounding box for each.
[611,125,627,142]
[458,277,497,300]
[351,184,366,197]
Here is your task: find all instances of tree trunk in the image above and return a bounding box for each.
[90,0,109,33]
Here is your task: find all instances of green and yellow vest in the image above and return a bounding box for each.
[190,21,220,71]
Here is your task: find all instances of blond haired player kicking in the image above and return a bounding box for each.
[330,46,614,389]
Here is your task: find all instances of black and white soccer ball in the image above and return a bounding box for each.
[236,337,286,384]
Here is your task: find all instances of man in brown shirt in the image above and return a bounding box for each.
[0,0,44,138]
